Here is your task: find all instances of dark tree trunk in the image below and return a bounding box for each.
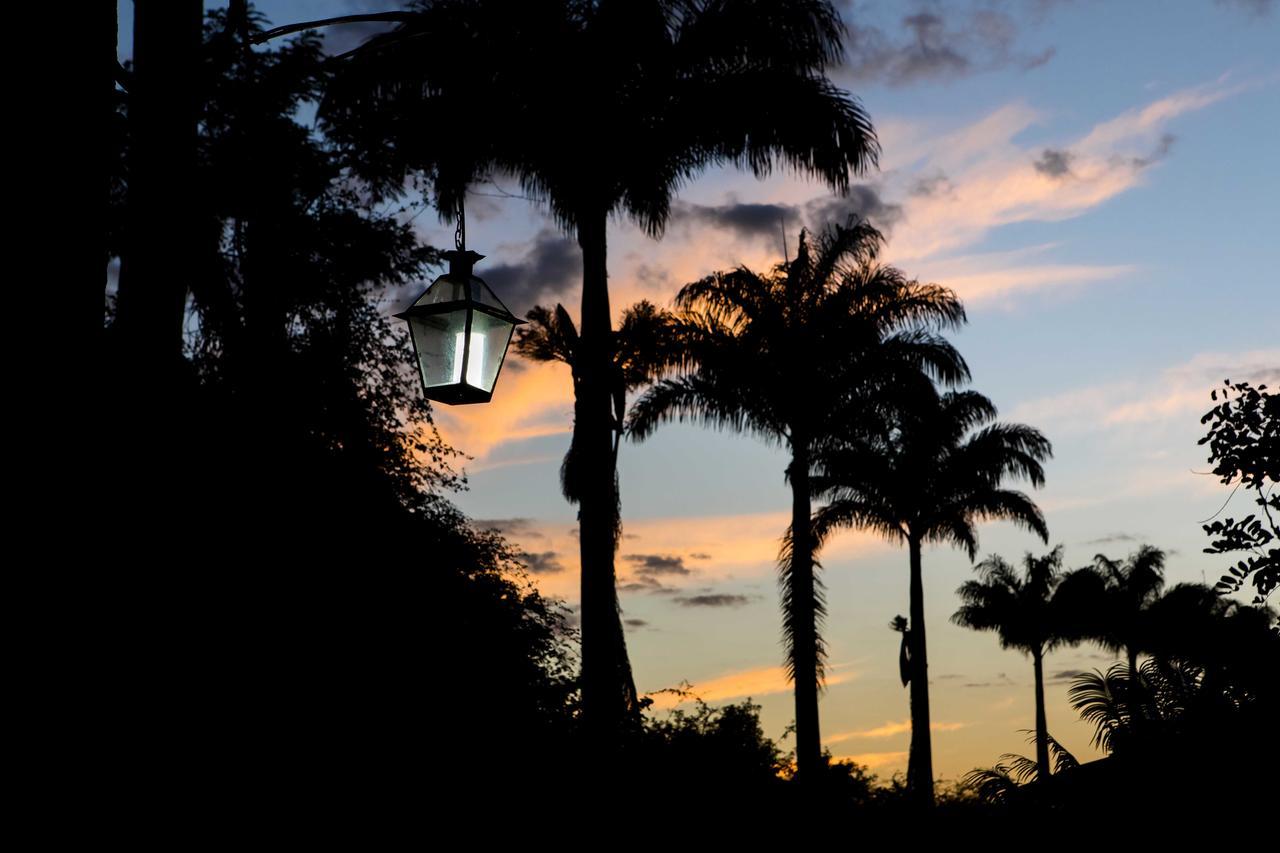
[575,206,638,745]
[1127,646,1139,683]
[903,628,918,795]
[907,534,935,808]
[1033,646,1051,780]
[115,0,201,371]
[95,3,115,339]
[788,438,823,780]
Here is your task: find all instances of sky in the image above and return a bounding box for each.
[119,0,1279,779]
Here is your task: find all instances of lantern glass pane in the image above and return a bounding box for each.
[470,278,513,314]
[468,310,516,393]
[407,309,468,388]
[412,275,468,307]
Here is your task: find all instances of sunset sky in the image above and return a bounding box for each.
[120,1,1279,778]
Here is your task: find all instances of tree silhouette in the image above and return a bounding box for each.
[317,0,879,740]
[105,5,585,814]
[1198,380,1277,618]
[1087,545,1166,679]
[514,300,679,512]
[811,389,1052,807]
[629,219,967,779]
[952,548,1097,781]
[962,731,1078,806]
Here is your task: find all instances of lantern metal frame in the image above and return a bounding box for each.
[394,249,525,405]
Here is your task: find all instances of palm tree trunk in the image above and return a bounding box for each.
[1127,646,1138,682]
[788,439,822,780]
[907,534,934,808]
[575,205,638,744]
[903,630,918,796]
[1032,646,1050,780]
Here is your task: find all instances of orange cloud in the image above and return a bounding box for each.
[433,359,572,461]
[493,510,891,602]
[833,751,908,770]
[827,720,968,742]
[644,664,856,710]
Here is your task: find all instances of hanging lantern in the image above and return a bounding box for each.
[395,249,523,405]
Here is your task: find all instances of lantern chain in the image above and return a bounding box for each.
[454,200,466,252]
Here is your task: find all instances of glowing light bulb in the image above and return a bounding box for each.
[451,330,487,386]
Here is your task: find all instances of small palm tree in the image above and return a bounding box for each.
[1090,545,1167,679]
[514,300,678,503]
[629,219,968,779]
[952,547,1097,781]
[811,389,1051,807]
[962,731,1078,805]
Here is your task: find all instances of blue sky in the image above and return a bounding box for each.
[119,0,1279,777]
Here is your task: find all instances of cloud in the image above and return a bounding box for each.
[962,672,1019,688]
[1048,669,1088,683]
[517,550,565,575]
[840,5,1057,87]
[1215,0,1274,16]
[431,359,572,461]
[476,518,543,538]
[1011,348,1280,434]
[1084,532,1145,545]
[673,593,753,608]
[482,511,889,603]
[645,664,855,709]
[894,78,1246,261]
[620,575,674,595]
[672,186,902,243]
[1127,133,1177,170]
[672,200,792,241]
[908,172,953,198]
[827,719,968,742]
[481,229,582,316]
[803,188,905,234]
[624,554,691,576]
[833,751,908,769]
[624,618,649,629]
[1033,148,1074,178]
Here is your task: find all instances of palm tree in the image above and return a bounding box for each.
[952,547,1097,781]
[1089,545,1167,679]
[628,219,968,779]
[515,300,679,506]
[313,0,879,736]
[810,389,1052,807]
[962,731,1078,805]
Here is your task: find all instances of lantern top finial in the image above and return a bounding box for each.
[441,249,485,279]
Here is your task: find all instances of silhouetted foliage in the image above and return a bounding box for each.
[962,731,1078,804]
[1199,380,1277,615]
[1082,545,1167,678]
[105,6,582,814]
[964,581,1277,817]
[630,218,967,779]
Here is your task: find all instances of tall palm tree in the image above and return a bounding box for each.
[810,389,1052,807]
[629,219,968,779]
[314,0,879,736]
[952,547,1098,781]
